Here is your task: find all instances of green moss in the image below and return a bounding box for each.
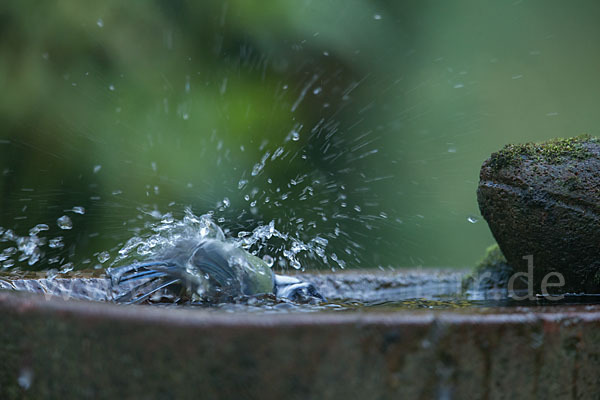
[474,244,507,273]
[488,134,597,171]
[462,244,513,291]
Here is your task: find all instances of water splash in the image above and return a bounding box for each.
[111,208,331,273]
[114,209,225,264]
[0,68,392,275]
[0,228,45,268]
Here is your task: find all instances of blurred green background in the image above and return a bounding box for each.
[1,0,600,271]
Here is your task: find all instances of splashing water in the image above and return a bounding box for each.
[114,210,225,264]
[0,105,386,276]
[112,208,333,273]
[0,43,395,277]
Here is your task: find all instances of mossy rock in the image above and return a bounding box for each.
[462,244,514,292]
[478,135,600,293]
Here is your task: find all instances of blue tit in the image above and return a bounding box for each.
[107,238,324,304]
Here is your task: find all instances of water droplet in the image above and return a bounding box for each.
[271,147,284,160]
[27,248,41,266]
[238,179,248,189]
[49,237,64,249]
[29,224,49,236]
[251,162,265,176]
[447,147,457,153]
[57,216,73,230]
[467,215,479,224]
[93,165,102,173]
[453,83,464,89]
[222,197,230,208]
[98,251,110,263]
[313,87,322,95]
[108,84,115,91]
[373,14,382,20]
[96,18,104,28]
[71,206,85,215]
[291,131,300,141]
[60,263,74,274]
[262,255,274,267]
[46,269,59,280]
[18,367,33,390]
[313,236,328,247]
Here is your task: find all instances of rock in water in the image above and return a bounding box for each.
[478,135,600,294]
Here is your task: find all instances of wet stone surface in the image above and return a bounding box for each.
[478,135,600,293]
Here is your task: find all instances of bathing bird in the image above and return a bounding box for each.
[107,238,324,304]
